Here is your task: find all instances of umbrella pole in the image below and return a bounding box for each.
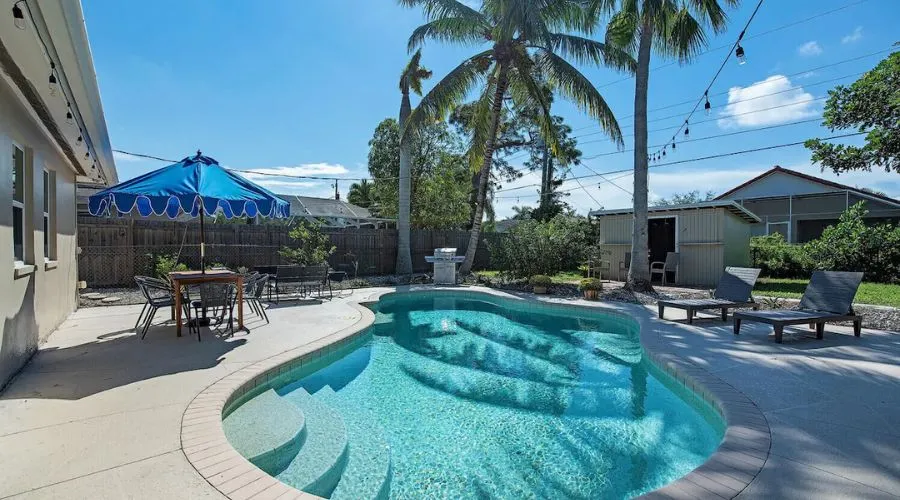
[199,201,206,274]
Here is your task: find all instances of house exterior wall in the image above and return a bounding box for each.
[0,82,79,387]
[735,192,900,243]
[724,170,839,199]
[594,207,752,286]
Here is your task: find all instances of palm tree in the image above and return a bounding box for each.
[347,179,376,209]
[400,0,634,275]
[598,0,737,290]
[397,50,433,276]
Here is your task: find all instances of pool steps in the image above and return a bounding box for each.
[313,386,393,500]
[221,388,306,474]
[276,388,350,497]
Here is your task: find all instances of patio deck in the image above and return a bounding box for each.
[0,286,897,499]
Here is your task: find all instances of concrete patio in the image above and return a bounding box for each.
[0,286,897,499]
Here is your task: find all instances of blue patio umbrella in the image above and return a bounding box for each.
[88,151,290,271]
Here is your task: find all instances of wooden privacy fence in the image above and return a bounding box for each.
[77,217,498,287]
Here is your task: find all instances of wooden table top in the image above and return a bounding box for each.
[169,270,241,284]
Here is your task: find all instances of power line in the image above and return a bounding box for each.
[581,117,823,160]
[573,0,871,102]
[494,131,866,195]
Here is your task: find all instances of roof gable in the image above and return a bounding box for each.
[716,166,900,206]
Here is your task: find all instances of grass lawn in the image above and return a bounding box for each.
[756,278,900,308]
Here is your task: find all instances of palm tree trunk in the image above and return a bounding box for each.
[628,20,653,291]
[459,68,509,275]
[397,92,413,276]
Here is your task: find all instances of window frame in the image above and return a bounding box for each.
[42,168,54,262]
[12,142,25,264]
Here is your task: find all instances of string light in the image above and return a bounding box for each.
[76,134,82,144]
[65,103,74,125]
[48,62,58,96]
[684,121,690,137]
[84,152,90,160]
[704,91,711,115]
[671,142,676,150]
[12,1,25,29]
[736,42,746,65]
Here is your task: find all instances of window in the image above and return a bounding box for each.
[43,169,56,261]
[12,144,24,263]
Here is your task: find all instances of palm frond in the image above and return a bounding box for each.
[464,71,500,171]
[604,7,639,53]
[407,17,489,51]
[402,50,494,142]
[547,33,636,73]
[401,49,434,95]
[687,0,735,32]
[508,49,561,155]
[535,49,623,146]
[659,7,707,63]
[398,0,485,22]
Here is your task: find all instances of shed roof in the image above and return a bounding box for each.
[589,200,761,223]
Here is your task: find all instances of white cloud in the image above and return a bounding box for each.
[235,163,350,196]
[841,26,863,44]
[797,41,823,57]
[717,75,820,128]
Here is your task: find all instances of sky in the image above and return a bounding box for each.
[82,0,900,219]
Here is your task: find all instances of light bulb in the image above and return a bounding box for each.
[66,110,74,125]
[735,44,746,65]
[13,3,25,29]
[48,73,58,96]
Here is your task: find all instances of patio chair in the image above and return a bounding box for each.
[299,264,332,299]
[618,252,631,281]
[249,274,270,323]
[191,283,236,339]
[733,271,864,343]
[273,265,303,303]
[650,252,679,285]
[134,276,192,339]
[658,267,761,324]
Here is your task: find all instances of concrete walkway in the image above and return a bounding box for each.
[0,287,897,499]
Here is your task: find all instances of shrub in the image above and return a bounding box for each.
[749,233,810,278]
[488,215,595,278]
[153,253,188,279]
[279,220,337,266]
[529,275,552,286]
[805,202,900,282]
[578,278,602,291]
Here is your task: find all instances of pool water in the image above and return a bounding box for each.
[226,292,724,499]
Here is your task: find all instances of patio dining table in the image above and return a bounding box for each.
[169,270,244,337]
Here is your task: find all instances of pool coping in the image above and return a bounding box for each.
[180,287,771,500]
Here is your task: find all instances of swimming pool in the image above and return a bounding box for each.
[223,291,724,499]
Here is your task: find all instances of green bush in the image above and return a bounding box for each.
[153,254,188,279]
[749,233,810,278]
[805,202,900,283]
[279,220,337,266]
[488,215,595,278]
[578,278,602,291]
[529,275,552,286]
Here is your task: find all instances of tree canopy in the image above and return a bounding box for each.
[806,51,899,174]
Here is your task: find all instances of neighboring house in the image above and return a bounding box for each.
[1,1,117,387]
[716,166,900,243]
[279,194,392,228]
[589,201,760,286]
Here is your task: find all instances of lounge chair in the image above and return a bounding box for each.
[650,252,679,285]
[658,267,761,324]
[733,271,863,343]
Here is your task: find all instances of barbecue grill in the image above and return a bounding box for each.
[425,248,465,285]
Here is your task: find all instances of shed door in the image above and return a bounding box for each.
[648,217,676,264]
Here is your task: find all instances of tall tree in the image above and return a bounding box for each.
[397,50,433,276]
[347,179,377,209]
[805,50,899,175]
[600,0,737,291]
[400,0,634,275]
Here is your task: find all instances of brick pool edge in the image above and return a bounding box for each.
[180,287,770,500]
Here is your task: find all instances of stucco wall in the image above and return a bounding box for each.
[0,82,78,388]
